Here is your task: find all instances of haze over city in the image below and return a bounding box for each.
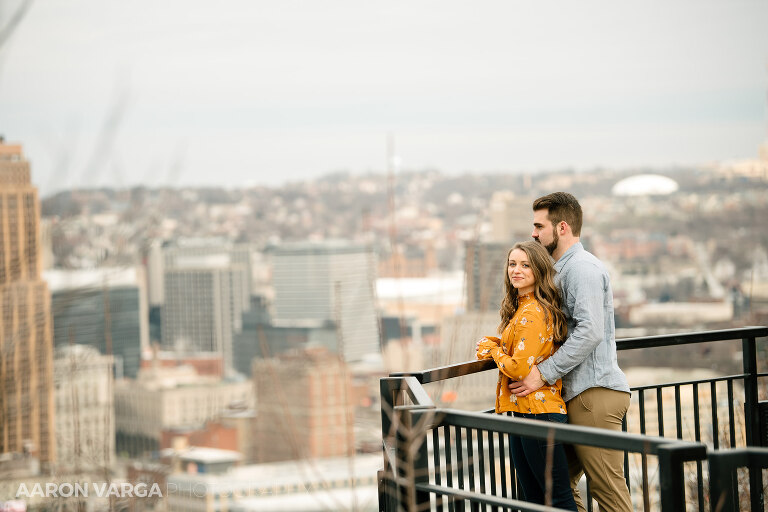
[1,0,768,196]
[2,2,768,511]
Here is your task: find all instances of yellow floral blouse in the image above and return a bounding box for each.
[476,293,567,415]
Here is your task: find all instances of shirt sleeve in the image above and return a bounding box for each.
[538,261,606,384]
[489,308,551,381]
[476,337,500,360]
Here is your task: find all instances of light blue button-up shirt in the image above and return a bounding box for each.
[537,242,630,402]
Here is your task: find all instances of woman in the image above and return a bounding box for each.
[476,240,577,510]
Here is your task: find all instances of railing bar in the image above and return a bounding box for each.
[727,380,736,448]
[657,387,664,437]
[416,482,571,511]
[622,415,630,488]
[695,459,704,510]
[456,425,466,512]
[498,429,508,499]
[434,426,444,512]
[692,383,701,443]
[629,373,750,392]
[615,326,768,350]
[435,410,708,452]
[478,429,486,497]
[675,385,683,440]
[507,428,517,500]
[466,427,477,512]
[711,380,719,450]
[692,382,704,509]
[445,422,455,512]
[392,328,768,386]
[637,389,649,512]
[488,431,497,512]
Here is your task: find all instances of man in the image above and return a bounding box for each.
[508,192,632,512]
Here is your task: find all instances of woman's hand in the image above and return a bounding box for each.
[476,337,500,359]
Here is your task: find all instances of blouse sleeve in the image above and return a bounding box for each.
[476,337,500,360]
[488,307,552,381]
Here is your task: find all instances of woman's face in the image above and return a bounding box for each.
[508,248,535,296]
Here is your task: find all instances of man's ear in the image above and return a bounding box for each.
[559,221,568,234]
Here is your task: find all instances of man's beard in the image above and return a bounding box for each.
[543,229,558,255]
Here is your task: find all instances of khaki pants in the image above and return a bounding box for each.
[566,387,632,512]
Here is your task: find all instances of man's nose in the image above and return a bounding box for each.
[531,229,538,239]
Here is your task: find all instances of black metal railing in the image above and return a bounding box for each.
[379,326,767,512]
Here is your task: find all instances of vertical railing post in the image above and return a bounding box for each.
[741,335,762,510]
[657,444,688,512]
[741,336,759,447]
[381,378,397,442]
[396,408,431,512]
[708,450,737,512]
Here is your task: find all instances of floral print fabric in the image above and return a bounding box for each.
[476,293,567,415]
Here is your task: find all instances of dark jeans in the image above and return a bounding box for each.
[509,412,578,511]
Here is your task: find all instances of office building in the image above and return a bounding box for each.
[0,139,55,467]
[145,239,254,308]
[46,267,149,379]
[464,241,508,312]
[488,191,534,243]
[152,242,252,374]
[252,348,354,463]
[53,345,115,472]
[271,241,379,362]
[162,263,240,373]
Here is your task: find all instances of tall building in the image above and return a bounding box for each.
[53,345,115,472]
[488,191,534,244]
[162,263,240,374]
[464,241,508,312]
[271,241,379,362]
[252,347,354,462]
[148,240,252,374]
[45,267,149,379]
[144,239,254,308]
[0,139,55,466]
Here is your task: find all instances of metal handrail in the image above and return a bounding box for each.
[391,326,768,384]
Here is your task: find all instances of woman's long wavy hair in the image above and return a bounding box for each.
[498,241,567,342]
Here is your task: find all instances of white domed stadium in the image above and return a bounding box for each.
[611,174,679,196]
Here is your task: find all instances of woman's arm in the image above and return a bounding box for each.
[476,336,500,359]
[485,310,552,380]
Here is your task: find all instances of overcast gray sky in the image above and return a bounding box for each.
[1,0,767,196]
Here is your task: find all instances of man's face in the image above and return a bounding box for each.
[532,209,558,255]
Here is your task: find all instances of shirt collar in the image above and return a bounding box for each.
[554,241,583,271]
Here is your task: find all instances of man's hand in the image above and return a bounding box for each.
[508,365,545,397]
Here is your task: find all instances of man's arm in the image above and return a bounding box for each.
[509,261,607,396]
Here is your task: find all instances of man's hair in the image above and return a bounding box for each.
[532,192,583,236]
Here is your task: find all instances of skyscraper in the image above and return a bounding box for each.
[0,139,55,466]
[464,240,508,312]
[271,241,380,362]
[146,240,252,375]
[162,262,240,374]
[46,267,150,379]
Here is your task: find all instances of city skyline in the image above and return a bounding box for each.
[1,0,767,196]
